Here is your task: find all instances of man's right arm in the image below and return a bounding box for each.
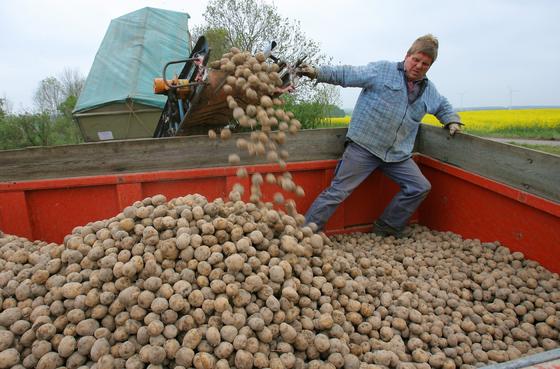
[300,62,380,89]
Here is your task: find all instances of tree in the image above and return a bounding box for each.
[34,68,85,143]
[55,94,84,144]
[200,0,320,63]
[0,69,85,150]
[190,26,229,63]
[0,98,6,119]
[58,68,85,101]
[194,0,342,125]
[0,117,23,150]
[284,83,342,129]
[58,94,78,121]
[325,104,346,117]
[0,113,52,149]
[33,68,85,115]
[33,77,64,115]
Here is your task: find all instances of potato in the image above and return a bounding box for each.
[57,335,77,358]
[175,347,195,367]
[36,352,63,369]
[372,350,398,367]
[0,348,19,369]
[139,345,166,364]
[183,328,203,349]
[206,326,221,347]
[90,337,110,361]
[211,341,231,360]
[75,319,99,336]
[235,349,254,369]
[228,154,241,165]
[193,352,216,369]
[0,308,21,326]
[0,331,14,352]
[225,254,244,272]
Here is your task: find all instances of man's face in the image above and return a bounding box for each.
[404,52,433,81]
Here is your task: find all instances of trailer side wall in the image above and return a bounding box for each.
[1,126,558,272]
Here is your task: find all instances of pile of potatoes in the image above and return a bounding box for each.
[0,192,559,369]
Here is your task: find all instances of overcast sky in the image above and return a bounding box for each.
[1,0,559,112]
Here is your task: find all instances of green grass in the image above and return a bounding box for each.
[469,128,560,140]
[317,122,348,128]
[317,121,560,140]
[507,143,560,156]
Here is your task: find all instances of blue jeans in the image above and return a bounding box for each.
[305,142,431,231]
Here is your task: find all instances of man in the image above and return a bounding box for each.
[297,34,463,237]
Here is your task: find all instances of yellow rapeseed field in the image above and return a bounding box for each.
[422,109,560,132]
[323,116,352,125]
[322,109,560,135]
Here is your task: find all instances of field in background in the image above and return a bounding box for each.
[422,108,560,140]
[509,143,560,156]
[321,108,560,140]
[322,116,351,126]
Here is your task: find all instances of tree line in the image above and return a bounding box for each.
[0,69,85,150]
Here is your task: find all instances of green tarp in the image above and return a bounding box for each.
[74,7,190,113]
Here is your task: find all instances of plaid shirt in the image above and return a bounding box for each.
[317,61,460,162]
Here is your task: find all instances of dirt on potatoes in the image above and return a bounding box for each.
[0,196,559,369]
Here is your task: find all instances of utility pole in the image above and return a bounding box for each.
[507,86,519,109]
[458,92,465,110]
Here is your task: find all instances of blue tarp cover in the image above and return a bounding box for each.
[74,7,190,113]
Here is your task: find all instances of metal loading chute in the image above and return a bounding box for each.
[153,37,306,137]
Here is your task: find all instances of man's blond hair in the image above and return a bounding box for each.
[407,34,439,64]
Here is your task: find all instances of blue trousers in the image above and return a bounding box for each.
[305,142,431,231]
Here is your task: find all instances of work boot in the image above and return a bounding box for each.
[373,220,413,239]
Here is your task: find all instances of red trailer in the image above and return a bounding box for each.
[1,125,558,272]
[0,125,559,367]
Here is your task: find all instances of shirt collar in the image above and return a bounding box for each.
[398,61,428,83]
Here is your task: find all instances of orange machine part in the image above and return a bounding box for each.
[1,157,558,272]
[153,78,191,95]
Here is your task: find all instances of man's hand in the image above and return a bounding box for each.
[296,64,317,79]
[446,122,462,136]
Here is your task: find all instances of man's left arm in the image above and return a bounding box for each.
[428,85,464,136]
